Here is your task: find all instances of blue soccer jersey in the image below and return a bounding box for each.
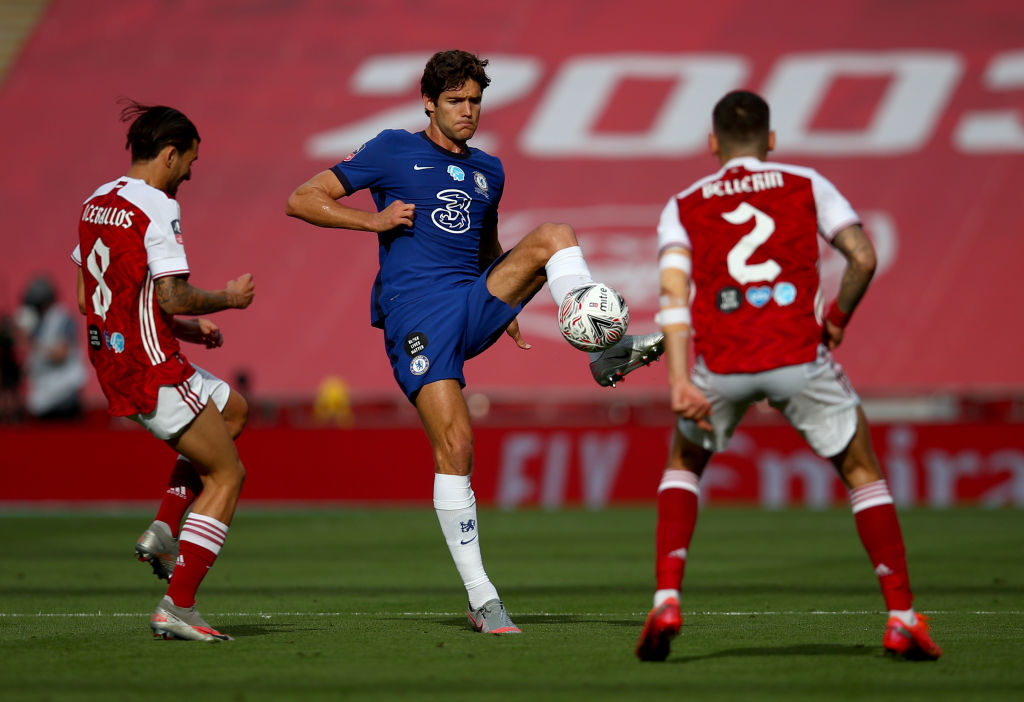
[331,129,505,328]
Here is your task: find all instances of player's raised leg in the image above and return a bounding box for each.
[589,333,665,388]
[832,407,941,660]
[487,221,658,373]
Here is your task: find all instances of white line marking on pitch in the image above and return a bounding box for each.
[1,610,1019,618]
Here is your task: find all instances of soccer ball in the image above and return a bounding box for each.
[558,283,629,352]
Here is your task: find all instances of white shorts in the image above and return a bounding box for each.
[678,345,859,458]
[130,365,231,441]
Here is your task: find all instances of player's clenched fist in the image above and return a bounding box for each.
[226,273,255,309]
[374,200,415,231]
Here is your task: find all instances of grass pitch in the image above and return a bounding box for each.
[1,506,1021,701]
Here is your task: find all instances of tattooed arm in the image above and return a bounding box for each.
[154,273,255,316]
[823,224,876,350]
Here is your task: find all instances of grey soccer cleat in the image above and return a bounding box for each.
[135,521,177,581]
[150,596,233,641]
[589,332,665,387]
[467,599,522,634]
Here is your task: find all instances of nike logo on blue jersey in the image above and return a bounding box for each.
[413,164,434,170]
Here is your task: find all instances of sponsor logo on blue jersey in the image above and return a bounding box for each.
[447,165,465,182]
[431,189,472,234]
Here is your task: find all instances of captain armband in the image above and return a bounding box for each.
[655,306,691,327]
[658,251,692,275]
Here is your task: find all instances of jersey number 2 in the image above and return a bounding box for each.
[85,239,113,320]
[723,203,782,284]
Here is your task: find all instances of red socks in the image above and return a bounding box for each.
[850,480,913,610]
[154,457,203,538]
[165,513,228,609]
[655,470,701,591]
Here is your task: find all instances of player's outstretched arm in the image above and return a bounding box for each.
[155,273,254,317]
[285,170,414,232]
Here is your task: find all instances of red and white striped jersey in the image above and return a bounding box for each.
[657,157,859,374]
[72,176,194,416]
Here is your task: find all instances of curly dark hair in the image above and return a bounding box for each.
[420,50,491,115]
[119,99,200,162]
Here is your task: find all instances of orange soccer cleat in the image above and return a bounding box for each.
[635,597,682,662]
[883,614,942,660]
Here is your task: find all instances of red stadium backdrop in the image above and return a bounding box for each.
[2,421,1021,507]
[1,1,1022,507]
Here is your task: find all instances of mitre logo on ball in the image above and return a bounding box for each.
[558,283,629,352]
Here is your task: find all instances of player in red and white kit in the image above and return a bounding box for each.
[635,91,941,662]
[73,101,254,641]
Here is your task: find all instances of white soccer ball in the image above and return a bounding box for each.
[558,283,629,352]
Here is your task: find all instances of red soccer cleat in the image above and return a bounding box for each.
[635,598,682,661]
[883,614,942,660]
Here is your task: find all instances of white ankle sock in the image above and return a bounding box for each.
[545,245,592,304]
[654,589,680,608]
[889,608,917,626]
[434,474,499,609]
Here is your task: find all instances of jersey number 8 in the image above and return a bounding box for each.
[85,238,113,320]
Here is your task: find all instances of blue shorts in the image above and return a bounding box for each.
[382,256,529,403]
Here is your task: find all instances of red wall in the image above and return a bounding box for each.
[3,421,1021,508]
[2,0,1023,398]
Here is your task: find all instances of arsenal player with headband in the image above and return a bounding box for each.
[73,100,255,641]
[635,90,941,662]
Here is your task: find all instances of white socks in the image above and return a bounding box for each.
[545,245,592,304]
[654,589,680,608]
[179,513,228,555]
[434,473,499,609]
[889,608,918,626]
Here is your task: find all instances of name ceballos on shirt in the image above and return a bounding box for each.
[82,204,134,228]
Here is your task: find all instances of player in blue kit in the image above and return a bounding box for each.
[287,49,662,634]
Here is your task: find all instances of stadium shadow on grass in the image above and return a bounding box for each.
[395,613,641,631]
[217,623,289,637]
[668,642,876,664]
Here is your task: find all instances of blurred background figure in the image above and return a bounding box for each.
[16,274,85,421]
[313,375,354,428]
[0,312,24,422]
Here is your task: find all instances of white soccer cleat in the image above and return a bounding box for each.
[135,521,177,581]
[467,599,522,634]
[150,596,233,642]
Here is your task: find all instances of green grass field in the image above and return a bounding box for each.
[1,507,1022,701]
